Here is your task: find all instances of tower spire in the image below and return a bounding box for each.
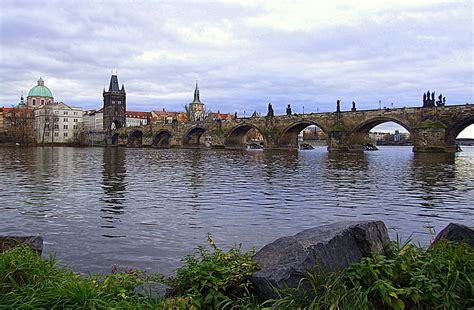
[193,80,201,103]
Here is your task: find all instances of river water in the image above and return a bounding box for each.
[0,146,473,274]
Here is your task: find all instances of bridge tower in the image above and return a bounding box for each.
[103,74,126,144]
[186,81,205,122]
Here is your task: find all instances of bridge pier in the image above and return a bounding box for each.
[412,127,451,153]
[327,130,364,152]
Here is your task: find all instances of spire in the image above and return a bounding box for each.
[108,74,120,92]
[192,80,201,103]
[21,91,24,101]
[121,84,125,92]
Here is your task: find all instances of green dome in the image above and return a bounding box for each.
[28,77,53,98]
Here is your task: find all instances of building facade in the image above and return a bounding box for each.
[26,77,54,109]
[126,111,150,127]
[34,102,83,144]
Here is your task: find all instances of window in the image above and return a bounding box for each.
[73,118,78,122]
[73,132,78,137]
[41,99,45,105]
[55,111,59,114]
[64,132,68,137]
[73,125,77,129]
[54,124,59,129]
[45,132,50,136]
[64,111,68,115]
[32,99,36,106]
[63,125,68,129]
[118,100,121,104]
[54,132,59,137]
[73,112,78,115]
[63,118,68,122]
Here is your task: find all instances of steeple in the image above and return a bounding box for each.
[108,74,121,92]
[121,84,125,92]
[192,80,201,104]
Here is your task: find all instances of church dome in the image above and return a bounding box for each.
[28,77,53,98]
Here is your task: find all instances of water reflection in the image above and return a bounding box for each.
[0,146,472,274]
[101,147,127,216]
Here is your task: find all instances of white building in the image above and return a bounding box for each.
[83,109,104,132]
[34,102,83,144]
[126,111,150,127]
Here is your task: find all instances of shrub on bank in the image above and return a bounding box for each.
[1,238,472,309]
[266,239,474,309]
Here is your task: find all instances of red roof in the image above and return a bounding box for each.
[152,110,181,117]
[126,111,151,118]
[209,112,235,120]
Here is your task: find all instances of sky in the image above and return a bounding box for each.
[1,0,473,136]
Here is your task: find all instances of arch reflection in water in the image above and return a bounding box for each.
[101,147,127,219]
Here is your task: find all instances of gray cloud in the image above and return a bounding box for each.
[1,0,472,125]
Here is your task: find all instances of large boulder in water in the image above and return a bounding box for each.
[251,221,390,299]
[433,223,474,247]
[0,236,43,255]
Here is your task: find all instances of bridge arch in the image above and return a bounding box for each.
[349,117,412,150]
[152,130,172,148]
[128,130,143,147]
[278,121,328,148]
[183,127,206,147]
[352,117,413,134]
[224,124,267,149]
[445,115,474,146]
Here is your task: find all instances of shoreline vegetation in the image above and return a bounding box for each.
[1,236,472,309]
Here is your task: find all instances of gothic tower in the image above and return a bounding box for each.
[186,81,205,122]
[103,74,126,143]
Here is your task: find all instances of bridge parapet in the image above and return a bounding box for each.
[110,104,473,152]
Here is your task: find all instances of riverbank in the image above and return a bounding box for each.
[1,235,472,309]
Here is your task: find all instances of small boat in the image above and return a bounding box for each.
[247,142,263,149]
[299,143,314,150]
[364,143,378,151]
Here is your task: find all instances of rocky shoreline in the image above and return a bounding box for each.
[1,220,473,304]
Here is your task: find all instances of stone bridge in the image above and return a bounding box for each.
[111,104,474,153]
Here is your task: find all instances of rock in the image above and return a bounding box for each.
[0,236,43,255]
[133,282,177,300]
[251,221,389,300]
[433,223,474,247]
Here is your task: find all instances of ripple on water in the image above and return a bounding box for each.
[0,146,473,273]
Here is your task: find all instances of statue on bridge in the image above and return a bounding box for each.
[267,103,274,117]
[423,90,435,108]
[336,99,341,113]
[351,101,356,112]
[286,104,292,116]
[436,94,446,106]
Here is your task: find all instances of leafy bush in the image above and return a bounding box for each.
[266,239,474,309]
[0,245,158,309]
[175,234,258,308]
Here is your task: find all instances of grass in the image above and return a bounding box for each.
[1,237,473,309]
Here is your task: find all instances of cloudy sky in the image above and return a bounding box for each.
[1,0,473,135]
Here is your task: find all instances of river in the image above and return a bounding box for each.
[0,146,473,274]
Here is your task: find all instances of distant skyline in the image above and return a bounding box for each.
[1,0,473,137]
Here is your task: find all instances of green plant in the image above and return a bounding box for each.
[0,245,159,309]
[265,239,474,309]
[329,123,348,132]
[413,119,448,129]
[175,234,259,308]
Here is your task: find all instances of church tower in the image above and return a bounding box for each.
[103,74,126,142]
[186,81,205,122]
